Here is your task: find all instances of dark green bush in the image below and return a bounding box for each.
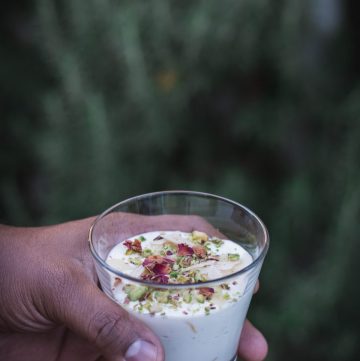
[1,1,359,359]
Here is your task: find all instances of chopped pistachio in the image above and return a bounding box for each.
[129,257,142,266]
[116,231,247,316]
[191,231,209,243]
[210,238,224,247]
[154,290,170,303]
[163,241,177,253]
[194,270,203,282]
[177,275,189,283]
[170,271,178,278]
[183,290,192,303]
[125,285,148,301]
[123,284,133,292]
[228,253,240,261]
[142,249,153,257]
[143,301,152,312]
[196,294,205,303]
[223,293,231,300]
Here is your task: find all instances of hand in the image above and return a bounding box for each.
[0,215,268,361]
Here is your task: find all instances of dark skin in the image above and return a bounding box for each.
[0,214,268,361]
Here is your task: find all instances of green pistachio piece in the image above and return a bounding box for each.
[127,285,148,301]
[196,294,205,303]
[123,284,133,294]
[191,231,209,243]
[228,253,240,261]
[154,291,170,303]
[177,275,188,283]
[129,257,142,266]
[223,293,231,300]
[210,238,224,247]
[142,249,153,257]
[194,271,203,282]
[170,271,178,278]
[183,290,192,303]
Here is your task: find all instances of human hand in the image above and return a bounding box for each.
[0,215,267,361]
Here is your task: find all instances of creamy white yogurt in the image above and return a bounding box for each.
[106,231,254,361]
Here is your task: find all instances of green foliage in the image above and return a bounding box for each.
[1,0,360,360]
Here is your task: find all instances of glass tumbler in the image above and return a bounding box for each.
[89,191,269,361]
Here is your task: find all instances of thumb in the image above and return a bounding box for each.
[58,280,164,361]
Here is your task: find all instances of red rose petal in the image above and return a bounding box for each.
[199,287,215,299]
[132,239,142,252]
[177,243,194,256]
[152,263,172,275]
[123,240,132,249]
[151,274,169,284]
[123,239,142,253]
[142,255,174,267]
[193,245,207,258]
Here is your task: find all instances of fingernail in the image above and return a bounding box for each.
[125,340,157,361]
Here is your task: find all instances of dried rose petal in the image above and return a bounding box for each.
[123,239,142,253]
[140,272,151,280]
[123,240,132,248]
[177,243,194,256]
[151,274,169,284]
[143,255,174,267]
[141,254,174,282]
[193,245,207,258]
[152,263,172,275]
[142,255,165,266]
[198,287,215,299]
[179,255,193,267]
[132,239,142,252]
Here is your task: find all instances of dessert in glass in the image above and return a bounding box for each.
[89,191,269,361]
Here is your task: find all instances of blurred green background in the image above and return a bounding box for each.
[1,0,360,360]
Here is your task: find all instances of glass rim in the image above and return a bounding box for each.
[88,190,269,289]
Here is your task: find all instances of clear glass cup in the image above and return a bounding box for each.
[89,191,269,361]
